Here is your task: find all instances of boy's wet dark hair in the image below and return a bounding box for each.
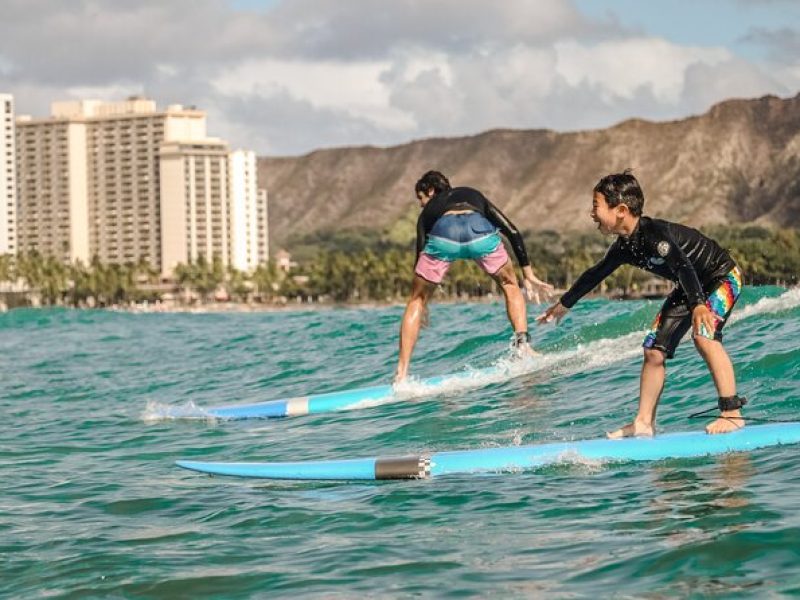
[415,170,451,196]
[594,169,645,216]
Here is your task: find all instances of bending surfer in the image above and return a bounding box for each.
[537,170,745,436]
[395,170,553,383]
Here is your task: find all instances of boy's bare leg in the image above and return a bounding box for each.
[395,275,436,382]
[492,261,534,356]
[492,261,527,333]
[607,348,665,438]
[693,336,744,434]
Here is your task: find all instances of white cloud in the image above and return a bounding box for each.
[682,57,791,110]
[266,0,592,58]
[385,44,562,134]
[212,58,414,131]
[554,38,731,104]
[0,0,797,154]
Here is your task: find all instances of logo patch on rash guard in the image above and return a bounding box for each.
[656,241,671,257]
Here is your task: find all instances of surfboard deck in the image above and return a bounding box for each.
[176,422,800,481]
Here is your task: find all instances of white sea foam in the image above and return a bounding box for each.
[392,355,540,398]
[550,450,609,472]
[729,286,800,324]
[141,400,217,423]
[340,394,399,411]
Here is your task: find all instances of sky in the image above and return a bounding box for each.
[1,0,798,156]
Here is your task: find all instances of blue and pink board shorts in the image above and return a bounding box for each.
[415,212,509,284]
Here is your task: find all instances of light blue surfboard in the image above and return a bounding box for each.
[176,422,800,481]
[204,365,507,420]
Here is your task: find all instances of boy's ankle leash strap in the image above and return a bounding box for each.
[718,395,747,412]
[512,331,531,347]
[689,395,748,419]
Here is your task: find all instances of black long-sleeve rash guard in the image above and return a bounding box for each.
[415,187,531,267]
[560,216,736,309]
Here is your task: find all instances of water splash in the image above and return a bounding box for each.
[141,400,217,423]
[730,286,800,323]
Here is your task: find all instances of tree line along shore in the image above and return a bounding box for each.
[0,225,797,311]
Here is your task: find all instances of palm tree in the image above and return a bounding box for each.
[252,260,281,302]
[0,254,14,283]
[226,266,252,303]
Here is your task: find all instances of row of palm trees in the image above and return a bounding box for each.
[0,253,161,306]
[0,245,620,307]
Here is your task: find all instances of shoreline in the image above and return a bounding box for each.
[0,292,666,314]
[4,284,791,315]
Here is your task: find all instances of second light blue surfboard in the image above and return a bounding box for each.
[204,366,505,419]
[176,422,800,481]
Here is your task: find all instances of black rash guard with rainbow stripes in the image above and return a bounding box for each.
[416,187,530,267]
[560,216,736,309]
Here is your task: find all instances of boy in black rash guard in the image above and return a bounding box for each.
[537,171,746,436]
[395,170,553,382]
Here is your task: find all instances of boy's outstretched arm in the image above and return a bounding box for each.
[539,242,624,325]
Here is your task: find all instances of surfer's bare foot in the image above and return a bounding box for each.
[607,419,654,439]
[706,410,744,434]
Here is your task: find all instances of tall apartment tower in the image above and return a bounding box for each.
[16,98,207,267]
[15,113,89,262]
[159,140,231,277]
[257,188,269,264]
[0,93,18,255]
[161,148,270,276]
[229,150,268,272]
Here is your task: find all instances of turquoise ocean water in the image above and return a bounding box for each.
[2,286,800,598]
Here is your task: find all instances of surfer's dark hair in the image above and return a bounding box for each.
[415,171,451,196]
[594,169,644,216]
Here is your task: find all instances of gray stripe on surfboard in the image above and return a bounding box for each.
[375,455,432,480]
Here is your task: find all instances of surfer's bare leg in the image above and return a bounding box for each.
[395,275,436,382]
[693,336,744,434]
[492,261,531,351]
[608,348,665,438]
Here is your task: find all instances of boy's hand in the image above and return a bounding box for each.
[522,267,555,304]
[536,301,569,325]
[692,304,719,339]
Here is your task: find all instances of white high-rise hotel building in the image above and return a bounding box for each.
[0,93,17,255]
[229,150,269,273]
[13,96,268,274]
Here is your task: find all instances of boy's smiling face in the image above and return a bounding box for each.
[591,191,627,235]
